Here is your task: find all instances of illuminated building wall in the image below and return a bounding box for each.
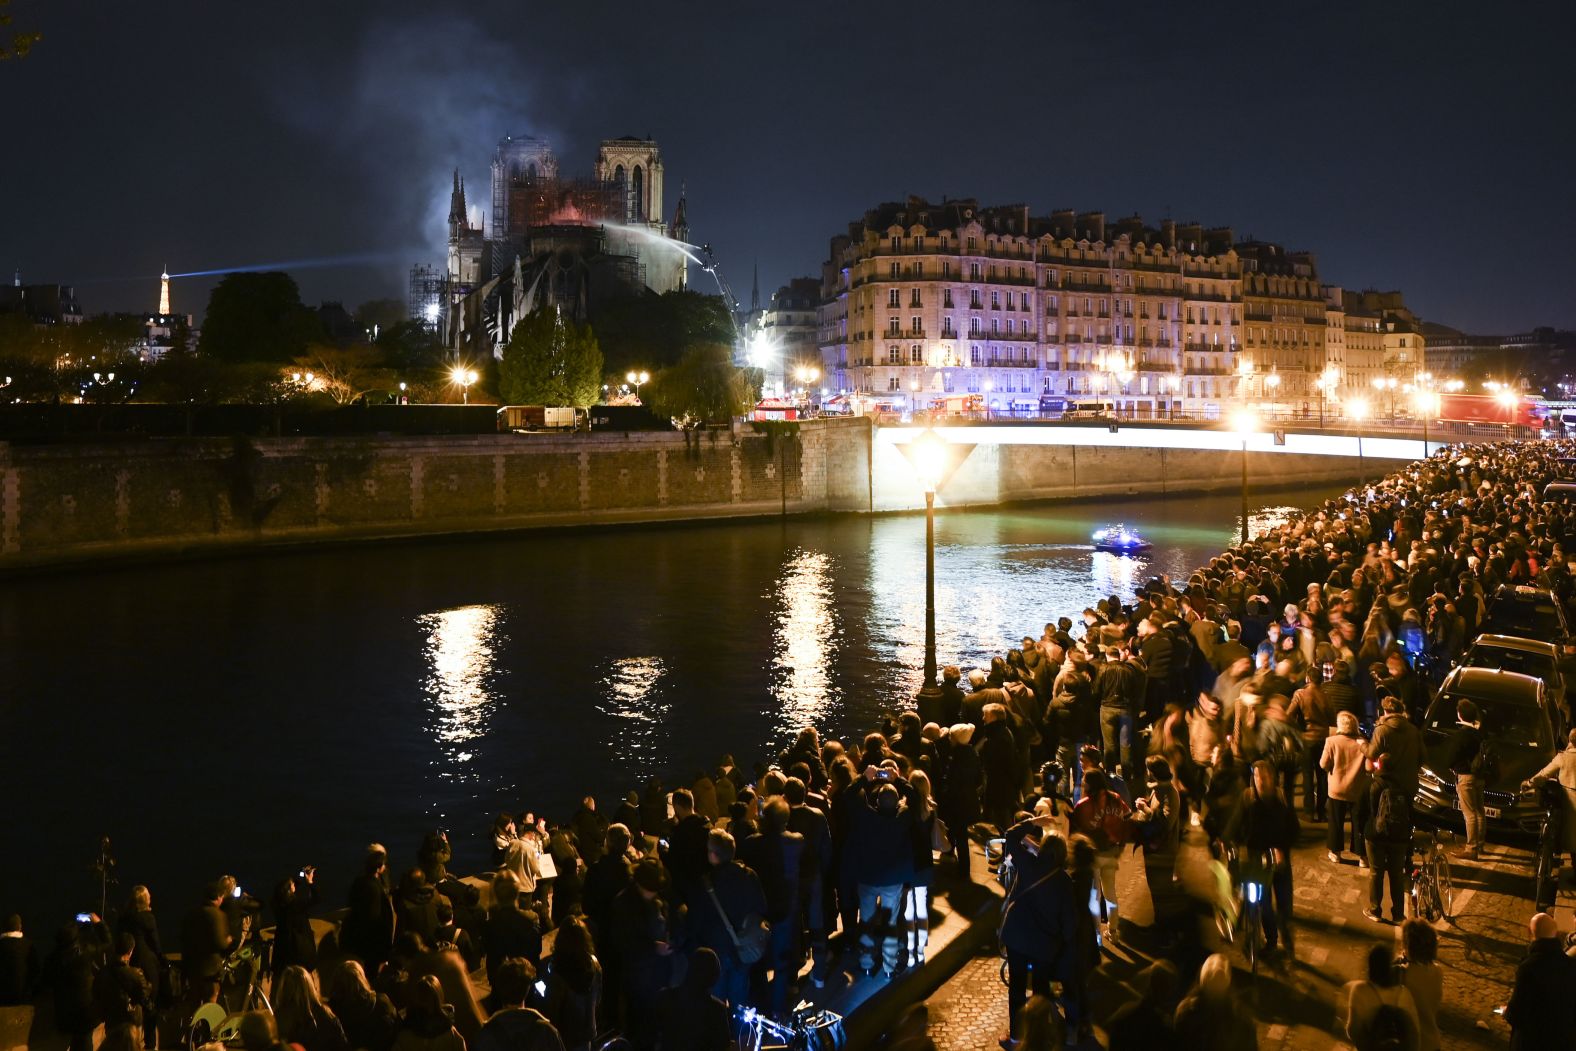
[817,198,1248,418]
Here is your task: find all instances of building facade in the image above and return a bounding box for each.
[819,198,1280,418]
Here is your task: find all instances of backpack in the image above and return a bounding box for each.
[1366,992,1411,1051]
[1470,738,1500,781]
[1264,720,1305,772]
[1374,785,1410,840]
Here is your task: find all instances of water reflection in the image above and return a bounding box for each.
[1091,550,1144,598]
[598,656,669,774]
[418,604,506,775]
[1248,504,1307,540]
[771,548,841,733]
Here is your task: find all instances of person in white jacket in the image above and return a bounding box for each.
[1321,711,1371,864]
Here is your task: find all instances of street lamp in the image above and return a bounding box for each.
[1230,408,1257,546]
[1314,367,1338,428]
[449,365,479,404]
[910,429,947,711]
[625,370,650,402]
[1349,397,1370,479]
[1412,385,1440,457]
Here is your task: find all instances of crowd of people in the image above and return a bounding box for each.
[7,440,1576,1051]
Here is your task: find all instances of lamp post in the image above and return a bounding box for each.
[1231,409,1257,546]
[450,366,478,405]
[1349,397,1370,481]
[910,430,946,709]
[625,370,650,402]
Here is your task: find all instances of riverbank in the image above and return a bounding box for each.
[0,419,1407,573]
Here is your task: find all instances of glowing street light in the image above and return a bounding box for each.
[909,429,947,711]
[625,370,650,401]
[1349,397,1370,478]
[450,365,479,404]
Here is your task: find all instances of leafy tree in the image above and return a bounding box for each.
[294,344,399,406]
[197,272,323,363]
[646,343,759,426]
[498,308,603,407]
[593,289,734,376]
[0,0,39,60]
[376,319,447,372]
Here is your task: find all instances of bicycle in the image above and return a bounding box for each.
[1230,846,1275,973]
[1408,826,1454,923]
[1528,779,1565,913]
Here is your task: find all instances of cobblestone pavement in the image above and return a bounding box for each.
[927,814,1572,1050]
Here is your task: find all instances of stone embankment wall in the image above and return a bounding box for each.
[0,416,1407,571]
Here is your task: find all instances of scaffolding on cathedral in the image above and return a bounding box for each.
[408,264,447,330]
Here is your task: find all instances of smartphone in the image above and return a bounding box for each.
[232,886,242,899]
[299,870,307,878]
[876,769,894,781]
[74,912,92,924]
[659,838,670,850]
[534,980,547,997]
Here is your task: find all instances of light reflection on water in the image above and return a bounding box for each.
[418,604,506,776]
[598,656,669,775]
[770,548,841,733]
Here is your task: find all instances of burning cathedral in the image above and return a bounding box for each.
[410,134,691,359]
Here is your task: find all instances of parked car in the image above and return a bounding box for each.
[1414,666,1556,837]
[1459,633,1569,737]
[1481,584,1571,641]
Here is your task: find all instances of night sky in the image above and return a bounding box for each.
[5,0,1573,333]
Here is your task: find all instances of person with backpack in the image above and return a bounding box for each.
[1363,758,1413,924]
[1343,943,1420,1051]
[1069,768,1131,934]
[1443,699,1488,860]
[1367,696,1423,797]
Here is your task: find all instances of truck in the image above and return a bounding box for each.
[498,405,579,431]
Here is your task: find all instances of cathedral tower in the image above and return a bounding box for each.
[595,137,664,225]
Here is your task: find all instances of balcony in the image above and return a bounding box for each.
[985,358,1039,368]
[1136,359,1175,371]
[1185,365,1235,376]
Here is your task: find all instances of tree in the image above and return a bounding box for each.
[592,289,735,376]
[646,343,759,426]
[376,319,447,372]
[0,0,40,60]
[197,272,323,363]
[294,344,399,406]
[498,308,604,407]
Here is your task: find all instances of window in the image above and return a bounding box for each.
[942,317,955,335]
[970,317,981,335]
[887,345,901,364]
[970,262,981,280]
[889,375,901,390]
[888,289,900,307]
[944,373,955,392]
[912,262,923,278]
[967,236,977,251]
[889,316,900,335]
[1021,292,1031,310]
[911,315,922,333]
[970,290,982,309]
[1099,298,1108,314]
[991,318,1000,334]
[890,262,899,278]
[1048,295,1059,311]
[970,345,982,365]
[911,344,923,364]
[1085,297,1092,313]
[942,261,952,278]
[991,290,1001,309]
[909,288,921,307]
[943,289,954,308]
[1020,346,1029,363]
